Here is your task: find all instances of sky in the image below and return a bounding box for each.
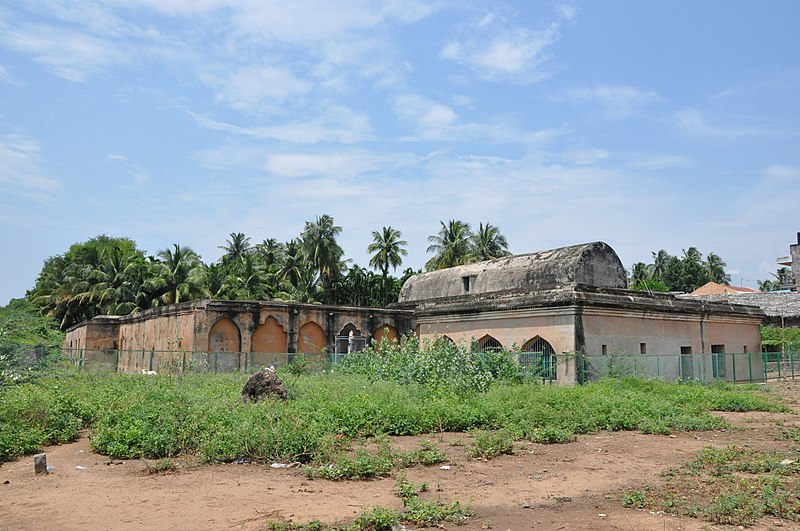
[1,0,799,305]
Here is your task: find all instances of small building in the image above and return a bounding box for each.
[776,232,800,291]
[400,242,765,383]
[690,282,758,296]
[64,299,414,373]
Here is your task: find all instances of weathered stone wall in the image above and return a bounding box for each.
[64,300,416,373]
[416,307,576,355]
[399,242,627,303]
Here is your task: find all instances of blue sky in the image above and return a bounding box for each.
[1,1,799,305]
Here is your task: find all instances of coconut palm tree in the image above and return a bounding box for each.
[367,226,408,305]
[704,252,730,285]
[219,232,253,265]
[301,214,345,295]
[629,262,652,288]
[468,222,511,262]
[651,249,670,280]
[426,220,472,270]
[153,244,205,305]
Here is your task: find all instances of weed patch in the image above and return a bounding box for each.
[633,445,800,526]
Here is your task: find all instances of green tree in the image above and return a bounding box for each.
[704,252,730,285]
[219,232,253,265]
[468,222,511,262]
[426,220,472,270]
[367,226,408,306]
[301,215,345,300]
[152,244,205,305]
[29,235,148,330]
[628,262,652,288]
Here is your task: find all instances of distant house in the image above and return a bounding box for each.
[691,282,758,296]
[777,232,800,291]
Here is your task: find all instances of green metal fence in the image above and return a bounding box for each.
[60,348,335,374]
[575,349,799,384]
[21,347,800,384]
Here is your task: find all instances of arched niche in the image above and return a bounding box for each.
[251,315,288,353]
[297,321,325,354]
[475,334,504,353]
[373,324,400,351]
[209,317,241,352]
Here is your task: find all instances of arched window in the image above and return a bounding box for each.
[475,335,504,353]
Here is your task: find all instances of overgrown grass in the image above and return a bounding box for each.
[265,474,472,530]
[635,445,800,526]
[0,364,785,466]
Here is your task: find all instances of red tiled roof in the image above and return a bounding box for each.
[689,282,759,295]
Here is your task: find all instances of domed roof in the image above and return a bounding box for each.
[399,242,627,303]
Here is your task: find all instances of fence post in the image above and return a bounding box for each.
[732,353,737,383]
[778,350,782,381]
[791,348,795,379]
[748,351,753,383]
[114,349,119,372]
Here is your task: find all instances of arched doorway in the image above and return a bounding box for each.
[334,322,367,361]
[521,336,557,380]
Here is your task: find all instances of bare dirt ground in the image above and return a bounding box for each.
[2,381,799,531]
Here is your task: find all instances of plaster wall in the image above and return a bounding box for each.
[417,308,576,355]
[580,309,762,381]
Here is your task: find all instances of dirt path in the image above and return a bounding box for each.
[2,382,799,531]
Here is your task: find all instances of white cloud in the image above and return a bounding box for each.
[188,103,373,145]
[627,154,692,171]
[106,154,150,185]
[673,107,774,137]
[0,22,126,81]
[207,65,313,112]
[555,84,661,117]
[0,134,61,202]
[392,92,565,144]
[264,150,416,178]
[393,93,458,133]
[439,8,567,82]
[761,164,800,184]
[562,148,610,166]
[555,4,578,22]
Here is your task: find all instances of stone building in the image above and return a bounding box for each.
[64,299,413,373]
[399,242,765,382]
[65,241,765,382]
